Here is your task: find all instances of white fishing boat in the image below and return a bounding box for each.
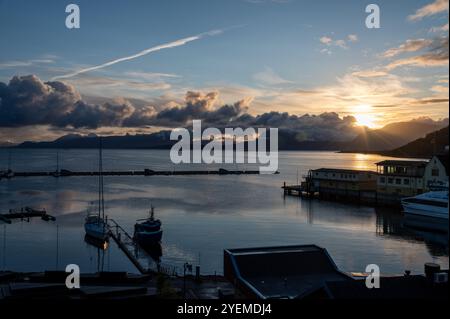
[84,138,108,241]
[401,191,449,220]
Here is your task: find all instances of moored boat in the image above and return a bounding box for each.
[84,138,109,241]
[85,214,108,241]
[134,206,163,245]
[401,190,449,220]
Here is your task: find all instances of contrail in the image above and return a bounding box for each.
[51,29,226,80]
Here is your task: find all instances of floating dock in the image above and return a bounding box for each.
[0,207,56,224]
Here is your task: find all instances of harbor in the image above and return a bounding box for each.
[0,149,448,300]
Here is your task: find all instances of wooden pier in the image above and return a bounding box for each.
[107,219,177,276]
[0,207,56,224]
[282,181,316,198]
[107,219,148,274]
[1,168,260,180]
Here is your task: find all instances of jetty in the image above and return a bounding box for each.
[0,207,56,224]
[1,168,260,180]
[106,219,177,276]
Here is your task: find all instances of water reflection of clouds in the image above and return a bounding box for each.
[1,149,447,274]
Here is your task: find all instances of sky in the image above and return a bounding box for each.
[0,0,448,142]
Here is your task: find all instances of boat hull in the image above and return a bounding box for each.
[134,229,163,245]
[402,202,448,219]
[84,221,108,241]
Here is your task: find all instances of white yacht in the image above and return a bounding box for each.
[401,191,449,220]
[84,138,109,241]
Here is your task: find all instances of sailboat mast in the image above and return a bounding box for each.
[98,137,102,219]
[7,147,11,171]
[100,138,105,220]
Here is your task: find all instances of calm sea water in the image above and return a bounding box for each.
[0,149,448,275]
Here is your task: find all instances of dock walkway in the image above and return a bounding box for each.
[107,219,177,276]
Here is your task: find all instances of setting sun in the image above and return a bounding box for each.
[354,113,377,128]
[353,104,378,128]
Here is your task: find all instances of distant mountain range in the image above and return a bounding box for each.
[379,126,449,158]
[16,131,175,149]
[340,120,447,152]
[9,119,449,153]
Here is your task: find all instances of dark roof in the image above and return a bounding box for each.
[435,154,449,176]
[312,168,376,174]
[375,160,427,167]
[224,245,351,299]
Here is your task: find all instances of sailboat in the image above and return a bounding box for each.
[84,138,108,241]
[52,150,61,177]
[1,148,14,179]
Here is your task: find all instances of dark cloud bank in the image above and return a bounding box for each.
[0,75,445,145]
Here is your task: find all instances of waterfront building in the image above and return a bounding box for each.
[310,168,378,192]
[423,154,449,190]
[376,160,427,199]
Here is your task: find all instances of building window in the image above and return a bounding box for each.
[388,178,394,184]
[432,169,439,176]
[395,178,401,185]
[403,179,409,185]
[380,177,386,183]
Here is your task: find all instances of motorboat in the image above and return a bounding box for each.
[134,206,163,245]
[401,191,449,219]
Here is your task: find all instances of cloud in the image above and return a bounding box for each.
[385,36,449,70]
[334,40,348,49]
[351,70,389,78]
[51,28,228,80]
[431,85,449,93]
[408,0,449,21]
[253,67,293,86]
[382,39,433,58]
[0,58,54,70]
[430,22,449,33]
[0,74,362,142]
[0,75,140,128]
[124,71,181,80]
[319,34,357,52]
[348,34,358,42]
[0,75,249,129]
[320,36,333,45]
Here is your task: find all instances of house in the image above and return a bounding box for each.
[375,160,427,198]
[423,154,449,190]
